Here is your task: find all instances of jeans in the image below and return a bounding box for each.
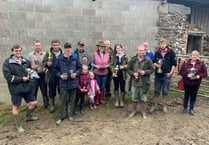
[113,71,125,92]
[94,73,108,91]
[48,73,60,99]
[105,68,112,92]
[154,75,171,97]
[184,83,200,111]
[32,73,48,106]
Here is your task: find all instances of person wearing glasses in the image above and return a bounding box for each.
[2,44,39,133]
[91,41,110,105]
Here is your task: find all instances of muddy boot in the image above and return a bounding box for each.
[120,92,125,108]
[26,107,39,121]
[43,96,49,109]
[149,97,159,113]
[162,97,168,113]
[13,115,25,133]
[114,91,119,107]
[95,93,99,105]
[100,91,105,105]
[129,102,137,117]
[141,102,147,119]
[49,98,55,113]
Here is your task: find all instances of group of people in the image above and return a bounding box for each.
[2,38,208,133]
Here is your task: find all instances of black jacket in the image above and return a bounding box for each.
[2,55,32,95]
[154,47,177,76]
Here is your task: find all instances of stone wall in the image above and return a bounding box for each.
[156,3,191,53]
[0,0,160,103]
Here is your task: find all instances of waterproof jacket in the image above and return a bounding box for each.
[127,55,154,94]
[179,59,207,86]
[42,47,63,82]
[55,55,82,89]
[2,55,32,95]
[110,52,129,80]
[78,73,91,94]
[154,46,177,76]
[72,48,91,70]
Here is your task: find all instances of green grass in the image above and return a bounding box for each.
[0,102,46,126]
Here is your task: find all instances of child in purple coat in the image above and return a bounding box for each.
[78,65,90,114]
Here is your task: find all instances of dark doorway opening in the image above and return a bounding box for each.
[187,33,204,54]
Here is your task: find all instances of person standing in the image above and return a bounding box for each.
[179,50,207,115]
[143,42,154,61]
[55,42,82,125]
[72,41,91,70]
[110,44,129,108]
[28,40,49,108]
[2,44,39,133]
[127,45,154,119]
[91,41,110,105]
[104,40,113,99]
[72,41,91,114]
[150,38,177,113]
[43,39,63,113]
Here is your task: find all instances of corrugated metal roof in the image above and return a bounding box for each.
[168,0,209,8]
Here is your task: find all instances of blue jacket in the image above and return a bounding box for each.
[55,55,82,89]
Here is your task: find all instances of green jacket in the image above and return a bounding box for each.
[127,55,154,94]
[110,53,129,80]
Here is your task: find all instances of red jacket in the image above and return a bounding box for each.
[179,59,207,86]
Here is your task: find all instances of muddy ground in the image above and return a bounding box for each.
[1,95,209,145]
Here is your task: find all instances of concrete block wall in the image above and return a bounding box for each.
[0,0,160,103]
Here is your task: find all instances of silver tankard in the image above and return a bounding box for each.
[157,59,163,73]
[189,67,197,80]
[114,65,119,77]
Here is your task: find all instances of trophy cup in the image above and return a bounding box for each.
[34,59,43,73]
[189,66,197,80]
[48,56,52,62]
[114,65,119,77]
[62,73,68,80]
[157,59,163,73]
[69,70,74,78]
[83,80,87,91]
[135,69,141,80]
[26,68,39,80]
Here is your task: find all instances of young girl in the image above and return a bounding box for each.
[88,72,100,110]
[78,65,90,115]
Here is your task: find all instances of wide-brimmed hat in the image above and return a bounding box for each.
[96,41,106,47]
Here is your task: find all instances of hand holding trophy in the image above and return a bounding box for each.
[188,66,197,80]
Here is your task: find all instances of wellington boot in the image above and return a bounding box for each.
[120,92,125,108]
[26,108,39,121]
[95,93,99,105]
[100,91,105,105]
[162,97,168,113]
[14,115,25,133]
[149,97,159,113]
[49,98,55,113]
[141,102,147,119]
[129,102,137,117]
[114,91,119,107]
